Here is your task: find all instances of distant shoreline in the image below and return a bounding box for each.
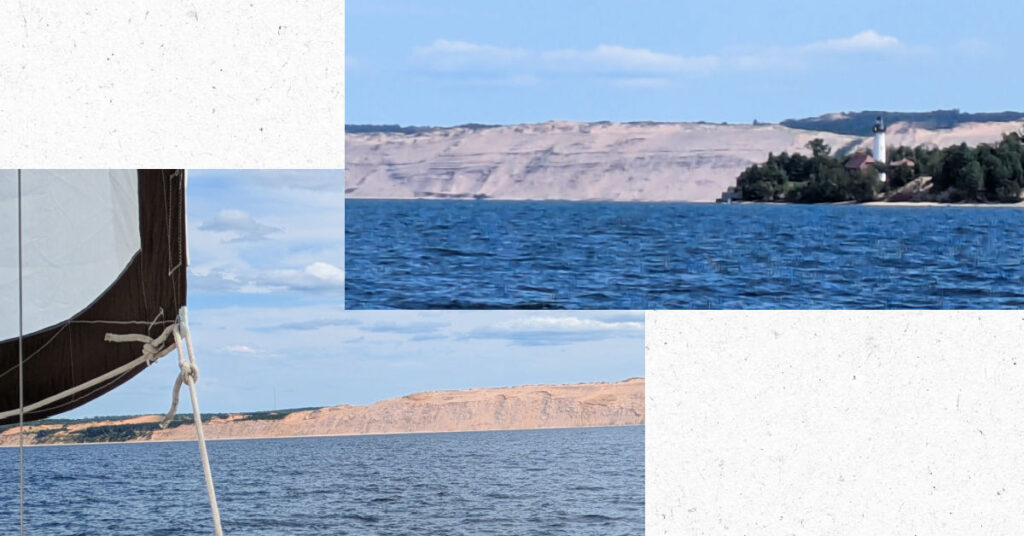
[0,423,644,449]
[347,196,1024,207]
[0,379,645,447]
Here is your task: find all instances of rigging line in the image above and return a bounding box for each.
[0,339,176,422]
[71,319,175,325]
[19,360,145,417]
[0,317,176,382]
[0,324,177,422]
[18,170,25,536]
[17,371,130,417]
[172,312,223,536]
[0,324,67,382]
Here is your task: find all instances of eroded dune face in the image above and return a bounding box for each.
[152,378,645,441]
[0,379,645,445]
[345,121,1021,202]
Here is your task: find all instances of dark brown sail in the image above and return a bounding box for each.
[0,170,186,425]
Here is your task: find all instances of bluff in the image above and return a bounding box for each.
[345,120,1020,202]
[0,378,645,445]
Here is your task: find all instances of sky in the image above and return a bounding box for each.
[347,0,1024,126]
[64,170,643,417]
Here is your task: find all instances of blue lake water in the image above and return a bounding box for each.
[345,200,1024,309]
[1,426,643,535]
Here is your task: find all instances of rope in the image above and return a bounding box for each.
[103,307,224,535]
[0,325,178,423]
[104,323,177,366]
[17,169,25,536]
[170,308,224,536]
[10,174,218,534]
[158,352,197,428]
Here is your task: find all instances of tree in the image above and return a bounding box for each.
[933,143,974,192]
[887,163,916,189]
[956,160,984,200]
[737,162,788,201]
[729,130,1023,204]
[806,138,831,158]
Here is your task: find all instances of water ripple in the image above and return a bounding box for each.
[1,427,643,535]
[346,200,1024,309]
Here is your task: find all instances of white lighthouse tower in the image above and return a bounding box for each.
[872,116,887,183]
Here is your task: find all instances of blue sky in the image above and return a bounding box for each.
[64,171,643,417]
[347,0,1023,126]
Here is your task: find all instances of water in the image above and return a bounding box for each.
[1,426,643,535]
[346,200,1024,309]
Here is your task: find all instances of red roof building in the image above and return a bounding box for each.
[890,157,916,168]
[844,153,875,170]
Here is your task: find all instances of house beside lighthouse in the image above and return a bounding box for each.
[872,116,887,183]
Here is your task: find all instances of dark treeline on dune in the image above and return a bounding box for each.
[781,109,1024,135]
[348,110,1024,135]
[734,133,1024,204]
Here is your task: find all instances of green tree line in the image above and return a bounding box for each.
[734,132,1024,203]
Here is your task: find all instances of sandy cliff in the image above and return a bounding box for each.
[0,378,645,445]
[345,120,1021,202]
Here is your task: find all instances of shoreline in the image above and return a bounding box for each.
[0,423,644,448]
[861,200,1024,208]
[1,379,646,448]
[347,196,1024,207]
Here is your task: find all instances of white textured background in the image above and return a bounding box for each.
[0,1,344,168]
[648,310,1024,534]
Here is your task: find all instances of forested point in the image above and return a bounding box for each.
[732,133,1024,204]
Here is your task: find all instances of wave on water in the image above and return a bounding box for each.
[1,426,643,536]
[347,200,1024,309]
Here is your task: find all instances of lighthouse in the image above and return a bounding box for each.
[872,116,887,183]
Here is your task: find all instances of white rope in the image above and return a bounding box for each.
[158,347,196,428]
[0,325,178,422]
[170,308,224,536]
[11,175,220,535]
[103,307,225,536]
[104,324,177,366]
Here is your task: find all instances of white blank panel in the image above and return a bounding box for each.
[0,1,344,168]
[0,171,139,340]
[647,311,1024,535]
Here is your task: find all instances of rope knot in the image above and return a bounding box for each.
[142,341,161,364]
[179,361,199,383]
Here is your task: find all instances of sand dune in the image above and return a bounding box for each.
[0,378,644,445]
[346,120,1022,202]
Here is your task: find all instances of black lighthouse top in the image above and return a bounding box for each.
[872,116,886,133]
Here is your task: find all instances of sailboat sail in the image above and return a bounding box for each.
[0,170,186,425]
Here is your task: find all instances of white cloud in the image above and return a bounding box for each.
[508,316,643,331]
[413,39,716,86]
[461,315,643,346]
[305,261,345,285]
[239,262,345,294]
[223,345,258,354]
[542,45,718,74]
[413,30,918,84]
[199,209,281,242]
[414,39,528,72]
[805,30,902,53]
[609,77,673,88]
[186,171,345,298]
[727,30,918,71]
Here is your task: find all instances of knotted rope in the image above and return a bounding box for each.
[104,307,223,535]
[159,345,199,428]
[103,323,177,363]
